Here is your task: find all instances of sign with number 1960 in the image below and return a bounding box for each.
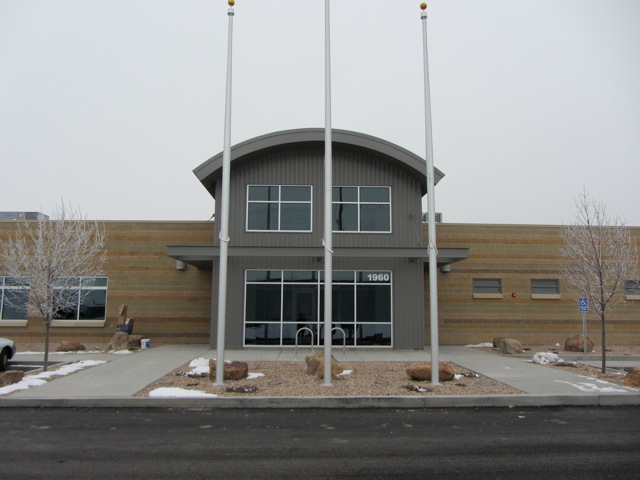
[361,272,391,283]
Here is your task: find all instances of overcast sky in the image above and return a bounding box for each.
[1,0,639,226]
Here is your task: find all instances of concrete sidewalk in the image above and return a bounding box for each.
[2,345,639,408]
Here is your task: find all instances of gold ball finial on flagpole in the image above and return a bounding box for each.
[420,3,427,10]
[228,0,235,6]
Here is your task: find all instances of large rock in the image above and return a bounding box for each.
[128,335,144,350]
[499,338,524,354]
[624,367,640,387]
[564,335,594,353]
[106,331,130,351]
[406,362,455,382]
[56,341,86,352]
[0,370,24,387]
[492,337,504,348]
[209,359,249,381]
[305,353,343,379]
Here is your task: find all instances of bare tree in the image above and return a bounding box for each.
[560,191,638,372]
[0,202,107,370]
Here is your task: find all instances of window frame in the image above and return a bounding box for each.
[625,280,640,300]
[332,186,392,234]
[0,276,30,326]
[246,185,313,233]
[530,278,561,299]
[472,278,503,299]
[52,276,108,327]
[243,269,393,347]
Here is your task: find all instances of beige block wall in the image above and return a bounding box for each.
[2,220,638,348]
[0,221,214,346]
[433,224,640,346]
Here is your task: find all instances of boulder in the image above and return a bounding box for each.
[128,335,144,350]
[106,331,130,351]
[499,338,524,354]
[406,362,455,382]
[564,335,594,353]
[305,353,344,379]
[624,367,640,388]
[209,359,249,381]
[56,341,86,352]
[492,336,504,348]
[0,370,24,387]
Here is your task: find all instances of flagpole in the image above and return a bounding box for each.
[420,2,440,384]
[323,0,333,387]
[215,0,235,386]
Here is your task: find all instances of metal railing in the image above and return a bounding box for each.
[294,327,315,360]
[294,326,348,361]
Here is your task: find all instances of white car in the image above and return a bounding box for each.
[0,337,16,371]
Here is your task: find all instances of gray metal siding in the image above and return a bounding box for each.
[210,256,425,349]
[213,144,424,250]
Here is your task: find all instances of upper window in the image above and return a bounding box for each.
[246,185,312,232]
[531,279,560,295]
[53,277,108,321]
[333,186,391,233]
[0,277,30,321]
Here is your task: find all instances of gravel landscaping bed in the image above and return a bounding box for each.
[133,360,522,398]
[11,341,639,396]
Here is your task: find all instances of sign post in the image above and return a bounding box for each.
[578,297,589,355]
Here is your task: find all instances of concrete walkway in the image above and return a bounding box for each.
[2,345,638,408]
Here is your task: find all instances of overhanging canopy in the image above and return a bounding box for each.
[167,245,468,270]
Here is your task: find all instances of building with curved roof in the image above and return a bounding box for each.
[1,129,638,349]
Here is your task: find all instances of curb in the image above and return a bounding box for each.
[1,394,639,409]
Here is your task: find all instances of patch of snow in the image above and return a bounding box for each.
[108,350,132,355]
[0,377,47,395]
[532,352,564,364]
[247,372,264,380]
[186,357,210,377]
[19,350,106,355]
[190,366,210,377]
[453,374,464,380]
[465,342,494,348]
[34,360,106,379]
[0,360,106,396]
[148,387,218,398]
[189,358,210,368]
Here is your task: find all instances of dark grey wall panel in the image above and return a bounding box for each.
[210,256,425,349]
[213,144,424,250]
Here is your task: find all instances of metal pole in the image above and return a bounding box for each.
[323,0,333,387]
[420,3,440,384]
[582,312,587,355]
[215,0,235,386]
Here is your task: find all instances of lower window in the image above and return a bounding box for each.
[244,270,392,347]
[0,277,30,321]
[53,277,108,321]
[530,278,559,295]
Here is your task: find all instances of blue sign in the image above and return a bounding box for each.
[578,297,589,312]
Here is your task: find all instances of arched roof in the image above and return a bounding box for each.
[193,128,444,197]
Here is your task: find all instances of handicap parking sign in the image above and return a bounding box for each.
[578,297,589,312]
